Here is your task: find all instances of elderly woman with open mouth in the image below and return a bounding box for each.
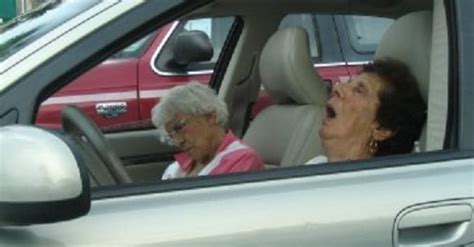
[152,82,263,179]
[308,58,427,164]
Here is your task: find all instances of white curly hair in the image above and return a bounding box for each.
[151,82,229,143]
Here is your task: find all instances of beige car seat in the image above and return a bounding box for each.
[243,27,328,167]
[375,1,448,152]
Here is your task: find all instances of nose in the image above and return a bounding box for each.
[332,81,345,98]
[170,133,185,147]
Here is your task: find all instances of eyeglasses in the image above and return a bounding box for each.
[167,118,188,138]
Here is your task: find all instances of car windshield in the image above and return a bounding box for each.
[0,0,101,63]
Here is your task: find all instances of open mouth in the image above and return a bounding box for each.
[326,104,336,119]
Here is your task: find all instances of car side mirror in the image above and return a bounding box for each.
[0,125,90,226]
[171,30,213,67]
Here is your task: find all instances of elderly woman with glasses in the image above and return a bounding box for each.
[152,82,263,179]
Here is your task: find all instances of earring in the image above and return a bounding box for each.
[369,138,378,155]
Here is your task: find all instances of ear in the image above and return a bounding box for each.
[372,126,395,142]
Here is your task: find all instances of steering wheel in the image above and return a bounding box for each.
[62,105,132,185]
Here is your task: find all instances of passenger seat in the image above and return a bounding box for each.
[243,27,328,168]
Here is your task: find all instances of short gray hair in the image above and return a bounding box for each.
[151,82,229,142]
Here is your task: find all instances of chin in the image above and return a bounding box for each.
[318,126,331,139]
[186,151,199,160]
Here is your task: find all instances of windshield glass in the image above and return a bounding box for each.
[0,0,101,63]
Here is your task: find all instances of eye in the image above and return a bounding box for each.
[172,118,187,133]
[167,118,187,137]
[354,82,366,94]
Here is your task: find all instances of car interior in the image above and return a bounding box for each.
[38,0,448,187]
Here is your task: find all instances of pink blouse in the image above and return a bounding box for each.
[162,131,263,179]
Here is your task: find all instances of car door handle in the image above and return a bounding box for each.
[96,102,127,118]
[396,204,472,247]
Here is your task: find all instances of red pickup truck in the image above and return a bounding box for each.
[36,15,392,131]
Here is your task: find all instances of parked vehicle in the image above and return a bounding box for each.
[0,0,473,246]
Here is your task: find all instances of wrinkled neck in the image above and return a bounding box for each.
[322,137,372,162]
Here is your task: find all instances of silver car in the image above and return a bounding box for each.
[0,0,473,246]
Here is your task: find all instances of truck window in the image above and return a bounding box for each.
[110,32,156,59]
[343,15,393,54]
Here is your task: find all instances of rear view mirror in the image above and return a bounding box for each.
[171,30,213,67]
[0,126,90,226]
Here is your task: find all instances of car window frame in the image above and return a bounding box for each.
[91,1,473,197]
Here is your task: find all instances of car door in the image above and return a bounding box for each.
[61,157,472,246]
[0,0,472,246]
[35,48,144,131]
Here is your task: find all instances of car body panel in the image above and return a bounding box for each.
[36,58,141,130]
[4,158,472,246]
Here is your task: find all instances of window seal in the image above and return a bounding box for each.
[91,149,474,200]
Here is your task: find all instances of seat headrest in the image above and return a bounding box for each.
[259,27,327,106]
[375,11,433,102]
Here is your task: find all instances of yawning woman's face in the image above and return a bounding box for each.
[319,72,386,143]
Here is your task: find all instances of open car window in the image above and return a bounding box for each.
[28,8,451,189]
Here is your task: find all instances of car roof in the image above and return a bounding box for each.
[193,0,432,18]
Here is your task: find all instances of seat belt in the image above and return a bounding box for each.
[228,53,261,137]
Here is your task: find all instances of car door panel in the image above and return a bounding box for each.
[394,202,473,246]
[18,158,473,246]
[36,58,141,131]
[106,129,176,181]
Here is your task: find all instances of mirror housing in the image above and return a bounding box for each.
[171,30,213,67]
[0,125,90,226]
